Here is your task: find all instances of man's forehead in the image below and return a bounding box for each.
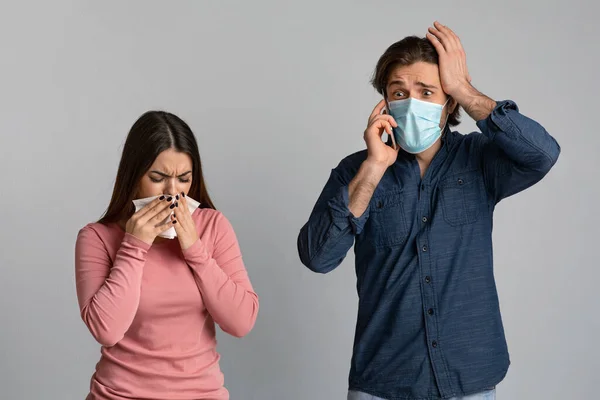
[388,62,440,84]
[387,77,440,90]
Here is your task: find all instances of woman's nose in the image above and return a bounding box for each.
[165,179,178,196]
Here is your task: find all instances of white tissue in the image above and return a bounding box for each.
[132,195,200,239]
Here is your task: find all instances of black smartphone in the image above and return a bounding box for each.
[382,91,398,150]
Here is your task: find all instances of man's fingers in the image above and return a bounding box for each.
[367,119,393,136]
[383,121,391,136]
[369,99,387,122]
[390,131,397,150]
[430,23,461,52]
[434,21,462,50]
[365,119,397,152]
[426,32,445,54]
[428,27,450,51]
[439,23,461,45]
[369,114,397,129]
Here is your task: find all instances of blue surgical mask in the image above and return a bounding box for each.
[386,97,449,154]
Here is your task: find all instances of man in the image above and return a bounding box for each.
[297,22,560,400]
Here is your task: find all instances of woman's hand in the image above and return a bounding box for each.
[172,192,199,251]
[125,196,175,245]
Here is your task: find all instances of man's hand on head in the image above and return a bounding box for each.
[427,22,497,122]
[426,21,471,98]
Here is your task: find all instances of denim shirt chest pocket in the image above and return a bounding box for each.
[438,169,486,226]
[364,190,408,248]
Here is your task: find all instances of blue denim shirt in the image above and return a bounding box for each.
[297,100,560,400]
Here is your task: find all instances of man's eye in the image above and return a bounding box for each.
[424,90,433,96]
[394,91,405,97]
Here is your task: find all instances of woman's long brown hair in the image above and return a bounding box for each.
[99,111,215,225]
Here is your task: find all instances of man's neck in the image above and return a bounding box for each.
[415,138,442,178]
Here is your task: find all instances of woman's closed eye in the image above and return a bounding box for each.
[150,176,190,183]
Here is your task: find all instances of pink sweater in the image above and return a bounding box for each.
[75,208,259,400]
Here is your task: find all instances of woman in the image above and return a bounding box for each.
[75,111,259,400]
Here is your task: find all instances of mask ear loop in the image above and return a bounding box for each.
[381,86,398,150]
[440,97,451,137]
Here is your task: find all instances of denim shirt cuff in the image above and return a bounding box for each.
[327,185,370,235]
[476,100,520,141]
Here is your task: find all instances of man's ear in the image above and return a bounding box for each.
[448,96,458,113]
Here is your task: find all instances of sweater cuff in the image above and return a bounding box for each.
[122,233,152,251]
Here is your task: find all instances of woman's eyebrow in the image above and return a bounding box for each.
[149,170,192,177]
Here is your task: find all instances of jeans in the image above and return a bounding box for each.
[347,388,496,400]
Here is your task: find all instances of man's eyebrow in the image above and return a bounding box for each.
[387,80,406,88]
[149,170,192,177]
[416,81,439,89]
[387,80,439,90]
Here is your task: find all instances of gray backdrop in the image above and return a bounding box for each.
[0,1,597,399]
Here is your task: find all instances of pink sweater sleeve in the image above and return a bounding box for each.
[182,213,259,338]
[75,226,150,347]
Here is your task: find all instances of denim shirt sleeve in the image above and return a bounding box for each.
[476,100,561,203]
[297,163,369,274]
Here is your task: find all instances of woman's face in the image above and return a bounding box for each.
[137,148,194,199]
